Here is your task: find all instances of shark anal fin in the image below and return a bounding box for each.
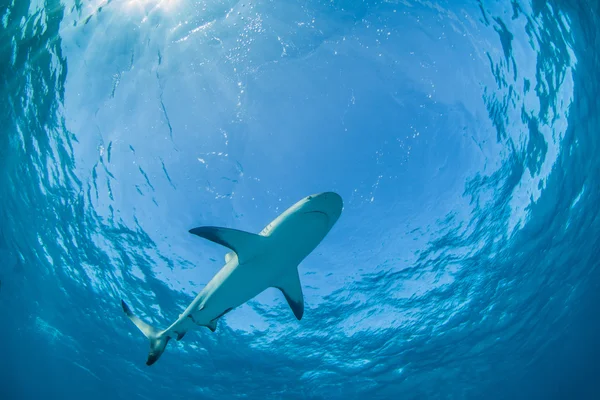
[176,331,186,341]
[275,269,304,320]
[189,227,266,263]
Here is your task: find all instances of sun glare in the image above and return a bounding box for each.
[123,0,182,14]
[77,0,183,25]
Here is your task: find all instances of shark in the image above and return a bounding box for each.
[121,192,343,365]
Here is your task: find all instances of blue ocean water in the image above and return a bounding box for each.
[1,0,599,398]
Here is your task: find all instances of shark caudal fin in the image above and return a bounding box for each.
[121,300,171,366]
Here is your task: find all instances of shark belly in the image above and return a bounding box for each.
[186,256,282,326]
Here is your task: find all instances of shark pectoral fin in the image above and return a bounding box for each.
[188,226,266,263]
[205,320,217,332]
[225,251,236,263]
[276,269,305,320]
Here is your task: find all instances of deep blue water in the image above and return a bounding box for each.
[1,0,599,398]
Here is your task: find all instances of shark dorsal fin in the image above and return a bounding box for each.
[276,269,304,320]
[225,251,236,263]
[189,226,266,263]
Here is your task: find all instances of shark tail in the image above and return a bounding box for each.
[121,300,171,366]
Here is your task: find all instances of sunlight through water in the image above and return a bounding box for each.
[1,0,599,399]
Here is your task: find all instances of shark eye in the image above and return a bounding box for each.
[307,196,312,200]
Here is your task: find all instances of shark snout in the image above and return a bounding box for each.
[306,192,343,223]
[321,191,343,205]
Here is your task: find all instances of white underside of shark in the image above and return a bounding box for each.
[121,192,343,365]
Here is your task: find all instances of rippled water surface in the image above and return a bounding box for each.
[1,0,599,399]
